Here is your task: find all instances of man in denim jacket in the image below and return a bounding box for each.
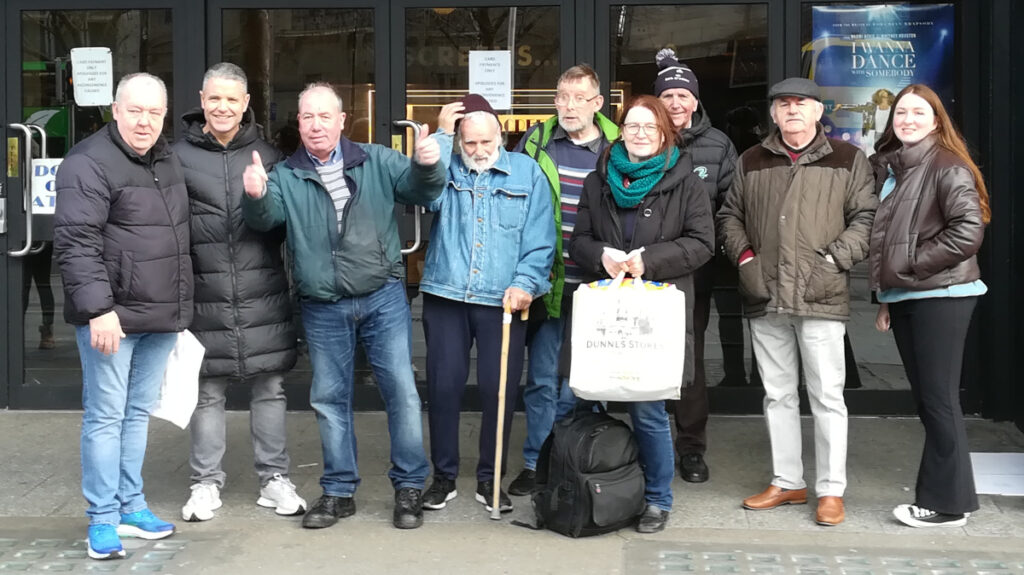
[419,94,555,514]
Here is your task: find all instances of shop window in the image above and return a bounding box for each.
[222,9,376,147]
[404,6,560,149]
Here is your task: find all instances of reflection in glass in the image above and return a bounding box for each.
[223,9,375,146]
[405,7,560,149]
[610,4,769,388]
[20,9,174,386]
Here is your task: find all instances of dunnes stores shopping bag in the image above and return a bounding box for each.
[569,276,685,402]
[151,330,205,429]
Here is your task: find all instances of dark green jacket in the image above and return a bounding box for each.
[242,136,445,300]
[518,112,619,317]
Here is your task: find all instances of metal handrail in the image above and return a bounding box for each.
[8,123,35,257]
[394,119,425,256]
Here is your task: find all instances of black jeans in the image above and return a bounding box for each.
[889,296,980,515]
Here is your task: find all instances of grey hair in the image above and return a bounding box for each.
[202,62,247,92]
[455,111,506,149]
[115,73,167,106]
[298,82,344,113]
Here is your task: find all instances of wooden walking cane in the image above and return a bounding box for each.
[492,302,528,520]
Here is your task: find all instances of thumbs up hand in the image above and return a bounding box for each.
[243,150,269,198]
[413,124,441,167]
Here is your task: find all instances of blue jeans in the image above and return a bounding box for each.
[77,327,178,526]
[523,316,577,469]
[301,279,429,496]
[625,400,675,511]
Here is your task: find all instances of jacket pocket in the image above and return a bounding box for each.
[803,252,846,304]
[737,257,771,306]
[116,251,135,299]
[493,187,528,231]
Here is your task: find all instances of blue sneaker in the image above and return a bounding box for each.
[87,524,126,560]
[117,509,175,540]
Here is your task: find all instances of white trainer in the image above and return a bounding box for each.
[257,473,307,516]
[182,482,222,522]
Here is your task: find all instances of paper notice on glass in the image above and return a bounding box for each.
[70,47,114,106]
[468,50,512,110]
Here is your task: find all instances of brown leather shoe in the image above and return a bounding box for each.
[742,485,808,510]
[816,496,845,526]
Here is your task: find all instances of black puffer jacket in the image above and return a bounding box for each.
[568,146,715,386]
[675,104,738,211]
[174,108,296,379]
[54,122,193,332]
[676,104,739,293]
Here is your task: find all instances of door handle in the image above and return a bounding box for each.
[8,123,35,257]
[26,124,49,254]
[394,119,425,256]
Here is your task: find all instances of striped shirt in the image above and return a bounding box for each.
[315,162,350,231]
[546,131,606,283]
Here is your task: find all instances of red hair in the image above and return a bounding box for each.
[875,84,991,224]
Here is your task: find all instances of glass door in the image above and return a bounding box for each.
[2,1,186,409]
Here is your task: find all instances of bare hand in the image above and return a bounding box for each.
[625,253,645,278]
[503,287,533,312]
[875,303,890,332]
[437,102,465,135]
[89,310,126,355]
[413,125,441,166]
[601,252,628,278]
[243,150,269,198]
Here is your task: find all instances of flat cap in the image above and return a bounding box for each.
[767,77,821,101]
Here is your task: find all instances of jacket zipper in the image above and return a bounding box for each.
[151,162,185,330]
[225,150,244,378]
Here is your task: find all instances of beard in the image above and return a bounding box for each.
[460,146,501,172]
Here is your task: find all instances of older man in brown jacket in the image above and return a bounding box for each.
[717,78,876,527]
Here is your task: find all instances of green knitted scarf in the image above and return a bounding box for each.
[606,142,680,208]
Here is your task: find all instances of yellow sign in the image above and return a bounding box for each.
[7,138,18,177]
[391,134,403,153]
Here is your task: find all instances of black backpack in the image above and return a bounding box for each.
[529,407,646,537]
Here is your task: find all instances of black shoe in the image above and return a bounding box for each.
[475,480,513,513]
[508,469,537,496]
[393,487,424,529]
[679,453,709,483]
[301,495,355,529]
[422,477,458,510]
[636,504,669,533]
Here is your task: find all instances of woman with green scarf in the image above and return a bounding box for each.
[567,94,715,533]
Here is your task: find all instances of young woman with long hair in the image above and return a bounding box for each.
[870,83,989,528]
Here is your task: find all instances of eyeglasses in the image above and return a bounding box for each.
[554,93,600,107]
[622,123,660,136]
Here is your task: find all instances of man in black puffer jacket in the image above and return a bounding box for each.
[54,72,192,560]
[173,63,304,524]
[654,49,739,484]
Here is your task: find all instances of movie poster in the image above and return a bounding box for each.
[807,4,955,155]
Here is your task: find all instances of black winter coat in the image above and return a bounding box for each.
[54,122,193,332]
[567,146,715,387]
[174,108,297,379]
[675,104,738,212]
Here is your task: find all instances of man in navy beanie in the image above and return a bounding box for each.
[655,48,739,485]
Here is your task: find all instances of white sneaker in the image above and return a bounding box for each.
[893,503,967,528]
[257,473,307,516]
[182,483,222,522]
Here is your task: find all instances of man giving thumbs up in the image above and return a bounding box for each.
[241,82,446,532]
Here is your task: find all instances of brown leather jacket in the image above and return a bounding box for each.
[868,135,985,292]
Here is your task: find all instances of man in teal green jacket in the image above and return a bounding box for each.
[242,83,445,531]
[508,65,619,495]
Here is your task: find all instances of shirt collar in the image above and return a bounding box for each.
[551,122,605,153]
[306,140,344,167]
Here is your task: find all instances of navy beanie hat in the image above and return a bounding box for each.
[654,48,700,100]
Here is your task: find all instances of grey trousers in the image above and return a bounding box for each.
[189,373,291,488]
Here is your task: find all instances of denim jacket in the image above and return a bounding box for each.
[420,134,555,307]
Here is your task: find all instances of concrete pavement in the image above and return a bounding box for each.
[1,411,1023,574]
